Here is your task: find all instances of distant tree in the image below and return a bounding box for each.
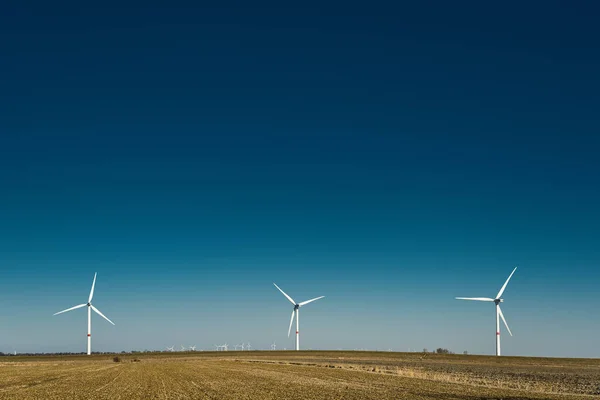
[436,348,451,354]
[463,351,468,355]
[423,348,428,353]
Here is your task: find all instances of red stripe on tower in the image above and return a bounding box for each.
[496,332,500,336]
[296,331,299,334]
[87,334,91,337]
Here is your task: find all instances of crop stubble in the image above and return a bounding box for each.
[0,352,598,399]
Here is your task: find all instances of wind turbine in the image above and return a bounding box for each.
[53,272,115,355]
[271,341,277,351]
[456,267,517,356]
[180,345,186,352]
[166,346,175,352]
[273,283,324,351]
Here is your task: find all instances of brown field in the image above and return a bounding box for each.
[0,351,599,399]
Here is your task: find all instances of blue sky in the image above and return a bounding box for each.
[0,1,599,357]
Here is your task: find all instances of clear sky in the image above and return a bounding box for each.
[1,1,599,357]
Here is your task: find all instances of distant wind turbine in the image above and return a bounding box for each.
[456,267,517,356]
[53,273,115,355]
[273,283,325,351]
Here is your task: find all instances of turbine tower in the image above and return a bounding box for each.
[53,273,115,355]
[456,267,517,356]
[273,283,324,351]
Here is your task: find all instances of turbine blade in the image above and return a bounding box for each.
[299,296,325,306]
[88,272,97,303]
[496,267,517,299]
[91,305,115,325]
[287,309,295,337]
[274,283,296,305]
[455,297,495,302]
[498,306,512,336]
[53,304,87,315]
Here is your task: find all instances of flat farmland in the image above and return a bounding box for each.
[0,352,599,399]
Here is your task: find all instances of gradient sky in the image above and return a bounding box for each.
[1,1,599,357]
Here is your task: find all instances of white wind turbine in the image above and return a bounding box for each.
[166,346,175,352]
[456,267,517,356]
[53,273,115,355]
[273,283,324,351]
[215,343,228,351]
